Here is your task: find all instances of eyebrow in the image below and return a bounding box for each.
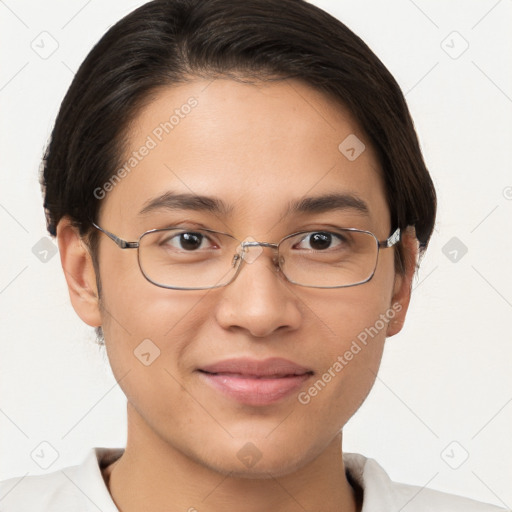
[139,191,233,216]
[286,193,370,217]
[138,191,369,218]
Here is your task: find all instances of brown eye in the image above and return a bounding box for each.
[179,232,203,250]
[162,232,209,251]
[295,232,344,251]
[309,232,332,250]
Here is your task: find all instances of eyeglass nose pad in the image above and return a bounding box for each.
[237,237,264,264]
[273,254,283,270]
[231,253,241,268]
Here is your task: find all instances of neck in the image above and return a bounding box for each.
[104,404,361,512]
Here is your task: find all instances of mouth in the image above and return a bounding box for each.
[197,357,314,406]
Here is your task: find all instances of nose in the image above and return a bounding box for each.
[214,245,302,338]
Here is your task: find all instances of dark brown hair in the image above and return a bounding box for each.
[41,0,436,340]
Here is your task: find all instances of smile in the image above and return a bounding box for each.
[197,357,314,406]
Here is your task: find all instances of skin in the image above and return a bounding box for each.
[57,78,418,512]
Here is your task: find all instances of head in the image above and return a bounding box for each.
[42,0,436,478]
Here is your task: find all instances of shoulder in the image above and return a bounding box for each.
[0,469,78,511]
[389,479,508,512]
[0,447,122,512]
[343,452,509,512]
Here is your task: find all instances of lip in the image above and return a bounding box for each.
[197,357,314,406]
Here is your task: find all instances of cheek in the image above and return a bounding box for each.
[291,321,385,442]
[295,258,397,417]
[97,250,212,373]
[303,247,396,351]
[99,277,214,435]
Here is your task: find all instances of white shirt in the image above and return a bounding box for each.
[0,448,507,511]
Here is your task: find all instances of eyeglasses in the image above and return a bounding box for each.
[91,222,400,290]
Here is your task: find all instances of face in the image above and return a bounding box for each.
[65,78,411,478]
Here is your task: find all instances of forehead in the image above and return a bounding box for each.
[99,78,390,235]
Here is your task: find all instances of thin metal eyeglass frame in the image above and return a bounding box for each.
[90,221,401,290]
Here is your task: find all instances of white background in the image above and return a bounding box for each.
[1,0,511,508]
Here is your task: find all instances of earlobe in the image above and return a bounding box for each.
[56,217,102,328]
[386,226,420,337]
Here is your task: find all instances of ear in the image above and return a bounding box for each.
[386,226,419,337]
[56,217,102,327]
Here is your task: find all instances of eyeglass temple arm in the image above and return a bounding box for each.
[378,227,401,248]
[91,222,139,249]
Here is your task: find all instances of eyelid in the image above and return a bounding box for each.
[295,225,355,235]
[140,217,220,232]
[168,227,228,244]
[161,221,212,231]
[298,230,347,239]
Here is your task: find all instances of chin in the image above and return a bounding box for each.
[193,436,321,480]
[206,455,308,480]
